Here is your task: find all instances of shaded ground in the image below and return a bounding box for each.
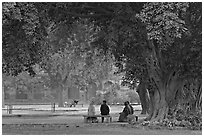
[2,122,202,135]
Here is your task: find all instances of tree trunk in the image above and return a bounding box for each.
[145,89,156,121]
[137,82,150,114]
[2,85,5,108]
[146,76,184,123]
[57,85,64,107]
[148,87,169,122]
[197,86,202,110]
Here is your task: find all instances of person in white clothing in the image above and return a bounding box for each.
[87,101,98,123]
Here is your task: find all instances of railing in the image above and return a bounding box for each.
[4,102,57,114]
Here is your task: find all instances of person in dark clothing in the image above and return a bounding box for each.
[118,101,134,122]
[100,100,110,123]
[126,101,134,115]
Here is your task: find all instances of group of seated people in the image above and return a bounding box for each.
[87,100,134,123]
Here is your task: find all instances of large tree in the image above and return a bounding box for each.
[137,2,201,122]
[91,2,201,122]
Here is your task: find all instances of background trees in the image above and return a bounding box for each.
[39,18,114,106]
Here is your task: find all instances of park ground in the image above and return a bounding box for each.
[2,104,202,135]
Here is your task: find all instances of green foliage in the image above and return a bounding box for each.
[39,18,114,90]
[3,2,201,82]
[138,2,201,79]
[164,108,202,130]
[109,2,201,91]
[100,7,148,87]
[167,79,202,129]
[2,2,47,76]
[138,2,189,46]
[142,110,201,130]
[174,109,202,129]
[173,79,202,117]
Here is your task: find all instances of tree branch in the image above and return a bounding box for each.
[62,73,69,85]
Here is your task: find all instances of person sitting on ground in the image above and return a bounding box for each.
[118,101,134,122]
[87,101,98,123]
[100,100,110,123]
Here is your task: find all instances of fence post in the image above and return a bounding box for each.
[135,116,138,121]
[7,104,13,114]
[51,102,55,112]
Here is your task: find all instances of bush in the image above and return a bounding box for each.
[172,107,202,130]
[141,108,202,130]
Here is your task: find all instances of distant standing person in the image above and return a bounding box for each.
[100,100,110,123]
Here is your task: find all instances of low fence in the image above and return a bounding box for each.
[3,102,85,114]
[4,103,57,114]
[3,102,140,115]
